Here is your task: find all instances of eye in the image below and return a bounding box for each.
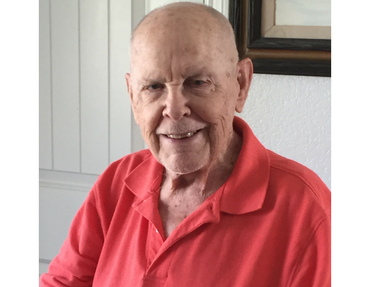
[148,83,163,90]
[193,80,205,86]
[185,78,208,87]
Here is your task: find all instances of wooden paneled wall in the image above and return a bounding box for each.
[39,0,134,269]
[39,0,132,176]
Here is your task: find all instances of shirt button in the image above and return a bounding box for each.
[155,229,159,233]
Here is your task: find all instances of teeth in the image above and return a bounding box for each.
[167,131,197,139]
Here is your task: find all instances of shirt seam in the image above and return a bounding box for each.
[287,217,327,287]
[270,163,323,203]
[91,186,103,241]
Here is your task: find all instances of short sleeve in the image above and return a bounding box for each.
[40,187,104,287]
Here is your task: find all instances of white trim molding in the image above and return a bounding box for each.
[39,259,51,276]
[39,169,98,192]
[145,0,150,15]
[144,1,229,18]
[204,0,229,18]
[39,180,92,193]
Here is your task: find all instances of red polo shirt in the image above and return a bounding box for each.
[40,116,331,287]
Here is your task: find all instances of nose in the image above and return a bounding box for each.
[162,86,191,121]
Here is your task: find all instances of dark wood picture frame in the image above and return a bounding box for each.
[229,0,331,77]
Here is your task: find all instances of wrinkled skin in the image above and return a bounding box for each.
[126,5,253,184]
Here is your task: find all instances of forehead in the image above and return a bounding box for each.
[134,14,218,53]
[131,14,228,75]
[131,41,223,83]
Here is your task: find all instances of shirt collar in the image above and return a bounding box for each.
[219,116,270,214]
[124,153,163,201]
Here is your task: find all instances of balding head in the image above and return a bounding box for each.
[130,2,238,72]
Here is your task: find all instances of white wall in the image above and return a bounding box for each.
[241,74,331,188]
[39,0,330,274]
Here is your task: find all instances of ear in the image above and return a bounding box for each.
[235,58,253,113]
[125,72,140,124]
[125,73,132,100]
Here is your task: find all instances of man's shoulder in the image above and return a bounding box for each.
[267,150,331,215]
[268,150,328,189]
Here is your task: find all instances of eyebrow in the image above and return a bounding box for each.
[139,76,167,85]
[182,65,207,74]
[137,65,215,85]
[180,66,215,79]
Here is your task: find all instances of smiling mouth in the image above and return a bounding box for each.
[165,130,200,139]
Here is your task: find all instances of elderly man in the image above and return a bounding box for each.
[40,2,330,287]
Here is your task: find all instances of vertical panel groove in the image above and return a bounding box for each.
[50,0,81,172]
[80,0,109,174]
[108,0,111,165]
[49,0,54,169]
[145,0,150,15]
[78,0,82,173]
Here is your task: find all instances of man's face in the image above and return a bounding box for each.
[126,13,246,175]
